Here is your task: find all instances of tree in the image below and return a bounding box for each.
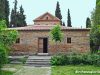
[0,0,6,20]
[19,5,27,26]
[91,0,100,26]
[86,17,91,28]
[10,9,15,27]
[62,22,65,26]
[10,0,17,27]
[0,0,9,27]
[67,9,72,27]
[90,0,100,52]
[0,20,18,73]
[10,0,27,27]
[5,0,10,27]
[90,25,100,53]
[55,1,62,25]
[50,25,63,52]
[96,0,100,6]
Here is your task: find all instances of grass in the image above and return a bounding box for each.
[51,65,100,75]
[1,64,23,75]
[3,64,23,70]
[0,71,14,75]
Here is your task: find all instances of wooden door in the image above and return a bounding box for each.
[38,38,43,53]
[38,38,48,53]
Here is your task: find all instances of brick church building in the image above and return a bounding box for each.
[9,12,90,55]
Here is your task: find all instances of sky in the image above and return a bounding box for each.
[9,0,96,28]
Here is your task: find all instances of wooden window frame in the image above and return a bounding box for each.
[16,38,20,43]
[67,37,71,43]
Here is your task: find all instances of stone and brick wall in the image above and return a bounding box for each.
[11,29,90,55]
[34,21,60,25]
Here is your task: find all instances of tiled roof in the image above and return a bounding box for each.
[34,12,60,21]
[8,25,90,31]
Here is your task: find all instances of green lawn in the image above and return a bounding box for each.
[0,71,14,75]
[1,64,23,75]
[51,65,100,75]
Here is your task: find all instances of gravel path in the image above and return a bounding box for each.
[13,66,51,75]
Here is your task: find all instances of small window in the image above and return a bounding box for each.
[16,38,20,43]
[46,17,48,20]
[67,37,71,43]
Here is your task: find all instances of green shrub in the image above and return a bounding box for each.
[81,54,92,65]
[0,45,8,73]
[51,53,100,66]
[92,54,100,66]
[69,54,82,65]
[51,54,69,65]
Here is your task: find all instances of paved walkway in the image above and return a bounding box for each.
[13,66,51,75]
[2,68,17,72]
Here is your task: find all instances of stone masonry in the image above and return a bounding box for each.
[10,12,90,55]
[11,29,90,55]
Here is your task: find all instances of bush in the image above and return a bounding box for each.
[0,45,8,72]
[51,54,69,65]
[69,54,82,65]
[51,53,100,66]
[19,57,28,64]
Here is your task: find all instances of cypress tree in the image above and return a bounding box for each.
[19,5,27,26]
[10,9,15,27]
[10,0,17,27]
[14,0,17,14]
[10,0,27,27]
[90,0,100,52]
[0,0,5,20]
[92,0,100,25]
[67,9,72,27]
[86,17,91,28]
[5,0,10,27]
[0,0,9,27]
[14,0,17,27]
[55,1,62,25]
[62,22,65,26]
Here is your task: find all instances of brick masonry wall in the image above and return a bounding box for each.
[11,30,90,55]
[34,21,60,25]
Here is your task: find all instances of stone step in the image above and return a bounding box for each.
[28,57,51,60]
[27,59,50,62]
[24,64,51,67]
[25,56,51,67]
[27,58,50,61]
[10,61,22,64]
[37,53,50,56]
[25,62,51,67]
[26,61,50,64]
[25,63,50,66]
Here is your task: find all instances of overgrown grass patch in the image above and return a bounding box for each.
[0,71,14,75]
[3,64,23,71]
[51,65,100,75]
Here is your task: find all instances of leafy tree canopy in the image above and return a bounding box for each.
[90,25,100,53]
[0,20,18,71]
[0,20,18,46]
[50,25,63,42]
